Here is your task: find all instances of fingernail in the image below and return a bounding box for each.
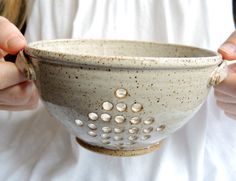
[7,36,25,49]
[219,43,236,53]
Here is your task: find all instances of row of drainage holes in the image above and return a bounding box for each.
[87,125,165,137]
[87,132,151,142]
[75,119,165,133]
[101,101,143,113]
[112,140,161,148]
[86,124,155,134]
[75,116,155,125]
[100,134,151,141]
[101,140,138,146]
[87,108,142,123]
[99,135,148,144]
[102,140,133,146]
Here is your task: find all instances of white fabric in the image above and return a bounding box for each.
[1,0,236,180]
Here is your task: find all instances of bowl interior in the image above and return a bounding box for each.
[28,39,217,58]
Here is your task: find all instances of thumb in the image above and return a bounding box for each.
[218,30,236,60]
[0,17,26,55]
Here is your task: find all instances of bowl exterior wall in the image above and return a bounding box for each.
[30,56,216,150]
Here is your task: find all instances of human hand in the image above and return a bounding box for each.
[0,16,39,111]
[214,30,236,119]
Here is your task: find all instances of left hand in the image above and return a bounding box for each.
[214,30,236,119]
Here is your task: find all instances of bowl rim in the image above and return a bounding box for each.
[24,39,222,69]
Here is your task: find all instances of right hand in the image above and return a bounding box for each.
[0,16,39,111]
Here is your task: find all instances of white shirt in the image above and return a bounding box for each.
[0,0,236,180]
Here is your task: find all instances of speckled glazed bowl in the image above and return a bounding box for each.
[16,39,227,156]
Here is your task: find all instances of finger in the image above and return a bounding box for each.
[0,91,39,111]
[0,81,36,105]
[214,89,236,103]
[0,16,26,54]
[224,112,236,120]
[216,100,236,115]
[0,61,27,89]
[214,72,236,97]
[218,30,236,60]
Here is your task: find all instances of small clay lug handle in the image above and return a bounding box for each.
[209,61,228,86]
[15,50,36,80]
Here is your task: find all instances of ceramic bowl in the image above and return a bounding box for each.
[16,39,227,156]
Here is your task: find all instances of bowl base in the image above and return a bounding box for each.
[75,137,162,156]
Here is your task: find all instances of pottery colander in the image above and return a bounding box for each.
[15,39,227,156]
